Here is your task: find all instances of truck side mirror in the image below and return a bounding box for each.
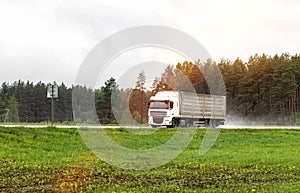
[170,101,174,109]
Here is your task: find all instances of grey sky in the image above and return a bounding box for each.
[1,0,300,87]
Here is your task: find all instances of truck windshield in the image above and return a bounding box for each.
[149,100,169,109]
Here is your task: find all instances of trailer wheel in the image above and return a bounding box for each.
[209,120,217,128]
[186,119,191,128]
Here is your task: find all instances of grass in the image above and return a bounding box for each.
[0,126,300,192]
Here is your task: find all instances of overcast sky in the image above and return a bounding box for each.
[1,0,300,87]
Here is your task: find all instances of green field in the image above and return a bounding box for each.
[0,127,300,192]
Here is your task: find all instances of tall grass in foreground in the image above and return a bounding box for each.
[0,127,300,192]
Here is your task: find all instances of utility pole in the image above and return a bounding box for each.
[47,83,58,127]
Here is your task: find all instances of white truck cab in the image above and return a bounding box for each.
[148,91,179,127]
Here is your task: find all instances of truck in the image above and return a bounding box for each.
[148,91,226,128]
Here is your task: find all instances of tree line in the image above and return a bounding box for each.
[0,81,73,123]
[0,77,150,124]
[220,53,300,124]
[1,53,300,125]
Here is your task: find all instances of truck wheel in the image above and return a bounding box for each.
[171,118,179,128]
[186,119,191,128]
[209,120,217,128]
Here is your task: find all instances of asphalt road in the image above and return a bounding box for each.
[1,124,300,129]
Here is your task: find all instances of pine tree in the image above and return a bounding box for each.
[6,96,19,122]
[129,71,149,124]
[96,77,118,124]
[135,70,146,91]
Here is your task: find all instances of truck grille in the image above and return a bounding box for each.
[150,111,167,117]
[150,111,167,124]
